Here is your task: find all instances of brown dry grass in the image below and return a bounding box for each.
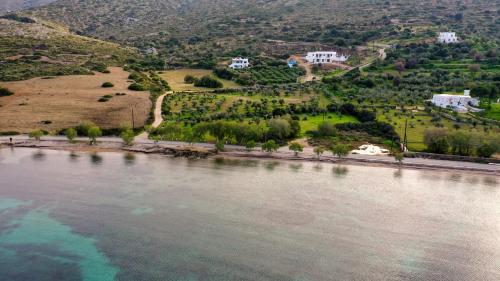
[0,67,151,133]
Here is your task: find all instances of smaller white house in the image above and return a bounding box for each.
[431,90,479,112]
[305,51,349,64]
[437,32,459,44]
[229,57,249,69]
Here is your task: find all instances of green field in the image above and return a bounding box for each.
[483,103,500,121]
[299,114,357,136]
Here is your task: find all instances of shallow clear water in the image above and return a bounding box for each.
[0,148,499,281]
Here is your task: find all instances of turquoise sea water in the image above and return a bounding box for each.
[0,148,498,280]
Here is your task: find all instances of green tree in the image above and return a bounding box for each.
[87,126,102,145]
[288,142,303,156]
[330,144,350,159]
[215,140,225,153]
[262,140,279,153]
[317,121,337,137]
[448,131,476,156]
[245,140,256,151]
[313,146,325,159]
[267,118,291,141]
[120,128,135,145]
[423,128,449,154]
[394,153,404,165]
[29,130,44,141]
[65,128,77,143]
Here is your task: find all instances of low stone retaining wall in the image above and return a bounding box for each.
[404,151,500,164]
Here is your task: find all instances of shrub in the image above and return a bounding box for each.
[194,76,223,88]
[288,142,304,156]
[317,121,337,137]
[423,128,449,154]
[184,75,195,84]
[245,140,256,151]
[262,140,279,153]
[0,87,14,97]
[28,130,44,141]
[120,128,135,145]
[87,126,102,144]
[128,83,147,91]
[213,68,234,80]
[330,144,350,158]
[101,82,114,88]
[65,128,77,143]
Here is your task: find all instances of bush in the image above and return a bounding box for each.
[120,128,135,145]
[101,82,114,88]
[317,121,337,137]
[65,128,77,143]
[213,68,234,80]
[194,76,223,88]
[0,87,14,97]
[262,140,279,153]
[289,142,304,156]
[28,130,44,141]
[423,128,449,154]
[128,83,147,91]
[476,142,497,158]
[184,75,195,84]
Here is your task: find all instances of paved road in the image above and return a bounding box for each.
[2,135,499,173]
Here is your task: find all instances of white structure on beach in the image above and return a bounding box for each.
[437,32,459,44]
[229,57,249,69]
[351,144,390,156]
[305,51,349,64]
[431,90,480,113]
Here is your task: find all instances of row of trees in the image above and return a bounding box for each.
[423,128,499,157]
[28,123,135,146]
[151,117,300,147]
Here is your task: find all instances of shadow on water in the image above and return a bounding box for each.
[212,157,259,169]
[31,150,46,161]
[89,153,103,166]
[393,168,403,178]
[332,165,349,177]
[68,151,80,162]
[313,163,323,171]
[288,163,303,172]
[263,161,281,171]
[483,177,499,188]
[123,153,136,166]
[448,173,462,182]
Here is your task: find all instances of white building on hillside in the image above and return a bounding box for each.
[305,51,349,64]
[437,32,459,44]
[229,57,249,69]
[431,90,480,113]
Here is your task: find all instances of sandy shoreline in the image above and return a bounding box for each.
[1,139,499,176]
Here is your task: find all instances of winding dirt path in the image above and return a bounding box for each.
[136,92,170,140]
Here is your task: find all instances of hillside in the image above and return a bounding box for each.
[24,0,500,67]
[0,15,138,81]
[0,0,55,13]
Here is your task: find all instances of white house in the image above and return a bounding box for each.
[431,90,479,112]
[305,51,349,64]
[437,32,459,44]
[229,57,249,69]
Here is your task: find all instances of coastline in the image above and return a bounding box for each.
[1,138,499,176]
